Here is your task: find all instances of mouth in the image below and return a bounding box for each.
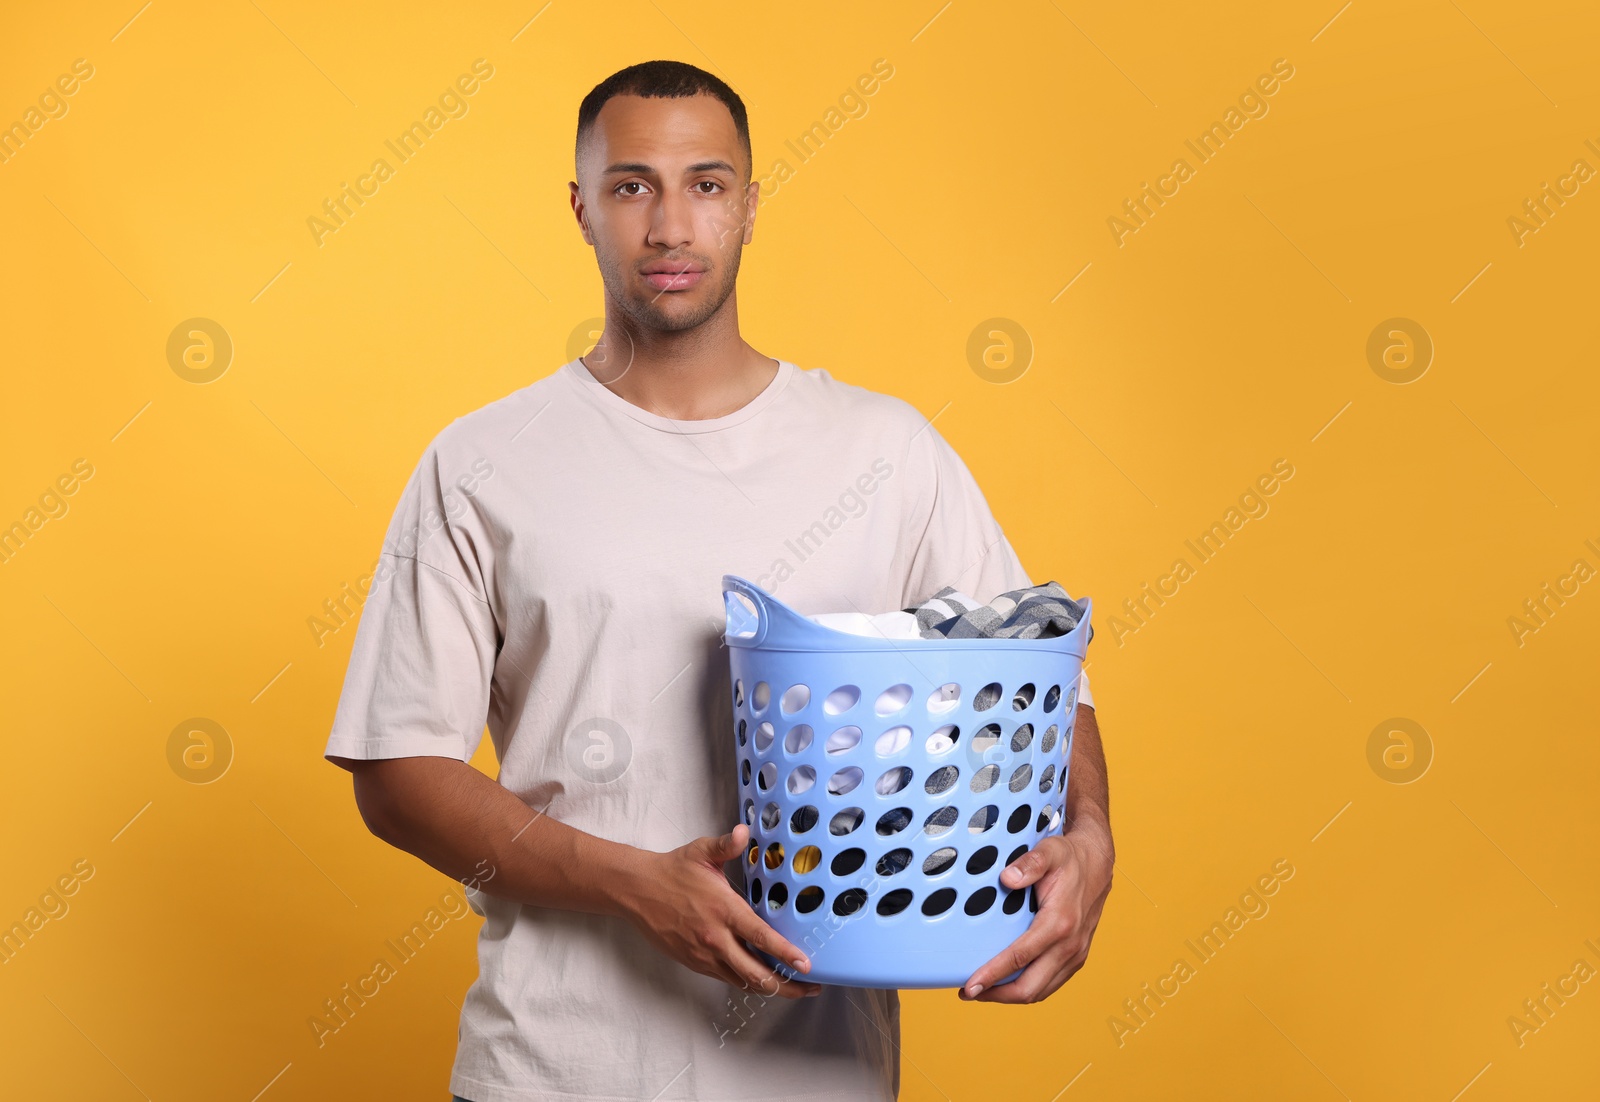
[641,264,706,292]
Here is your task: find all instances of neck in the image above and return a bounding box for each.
[580,307,778,420]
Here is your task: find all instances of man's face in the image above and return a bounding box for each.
[572,93,757,335]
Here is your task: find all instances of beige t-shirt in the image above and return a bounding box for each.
[324,357,1092,1102]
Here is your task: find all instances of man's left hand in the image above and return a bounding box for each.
[958,818,1114,1003]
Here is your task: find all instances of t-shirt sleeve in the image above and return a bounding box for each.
[898,416,1095,711]
[324,441,501,765]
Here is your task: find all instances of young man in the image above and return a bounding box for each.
[324,60,1113,1102]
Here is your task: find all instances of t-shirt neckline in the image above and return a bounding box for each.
[561,356,796,434]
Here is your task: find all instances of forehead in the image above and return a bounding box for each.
[583,92,744,176]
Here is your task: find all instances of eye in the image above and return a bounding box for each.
[695,180,724,194]
[615,181,648,197]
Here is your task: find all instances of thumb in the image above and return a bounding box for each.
[702,822,748,864]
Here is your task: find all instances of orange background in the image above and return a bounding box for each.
[2,1,1596,1098]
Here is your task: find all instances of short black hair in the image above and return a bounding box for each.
[575,60,751,181]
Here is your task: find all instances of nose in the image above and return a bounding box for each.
[646,186,693,252]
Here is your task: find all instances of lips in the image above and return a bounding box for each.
[642,262,705,291]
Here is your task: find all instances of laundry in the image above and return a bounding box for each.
[807,610,923,640]
[809,581,1093,644]
[910,581,1093,643]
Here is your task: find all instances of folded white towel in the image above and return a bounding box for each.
[807,610,924,640]
[809,589,985,642]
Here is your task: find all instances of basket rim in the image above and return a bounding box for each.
[722,573,1092,657]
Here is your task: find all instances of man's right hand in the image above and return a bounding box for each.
[620,823,823,999]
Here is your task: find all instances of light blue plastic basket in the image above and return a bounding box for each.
[721,574,1093,990]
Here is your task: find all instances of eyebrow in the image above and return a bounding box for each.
[601,159,738,177]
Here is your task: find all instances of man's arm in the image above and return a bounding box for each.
[1062,702,1113,863]
[341,754,632,915]
[339,754,823,999]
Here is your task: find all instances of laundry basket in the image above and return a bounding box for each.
[721,574,1093,990]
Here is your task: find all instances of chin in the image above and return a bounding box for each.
[633,297,719,332]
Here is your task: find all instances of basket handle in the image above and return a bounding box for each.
[722,575,771,648]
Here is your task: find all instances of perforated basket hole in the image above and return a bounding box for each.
[923,765,959,796]
[968,804,999,833]
[763,842,785,869]
[737,718,747,746]
[1043,684,1061,712]
[740,759,751,786]
[790,805,819,834]
[1010,723,1034,753]
[1008,763,1034,793]
[874,725,912,756]
[921,888,957,916]
[877,888,914,916]
[828,766,863,796]
[875,766,913,796]
[742,798,755,826]
[924,805,959,837]
[734,679,744,708]
[922,847,958,876]
[973,682,1003,712]
[966,845,998,874]
[1007,805,1032,833]
[754,722,775,753]
[1046,807,1062,832]
[1065,685,1079,714]
[793,845,822,874]
[784,724,814,754]
[757,762,777,791]
[761,802,781,830]
[876,807,912,836]
[1002,888,1026,914]
[750,877,763,905]
[829,807,864,836]
[752,681,770,712]
[1038,764,1057,793]
[823,685,860,715]
[970,764,1000,793]
[787,765,817,795]
[926,725,959,755]
[1041,724,1058,754]
[768,882,789,910]
[1029,886,1040,913]
[780,683,811,715]
[825,725,862,754]
[874,683,913,716]
[927,683,961,714]
[796,885,825,914]
[833,888,868,916]
[747,841,759,865]
[876,848,913,877]
[1058,767,1068,793]
[831,847,866,876]
[1011,683,1036,711]
[964,887,997,916]
[971,724,1002,753]
[1006,844,1028,866]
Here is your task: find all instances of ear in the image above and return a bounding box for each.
[742,179,760,245]
[570,181,595,246]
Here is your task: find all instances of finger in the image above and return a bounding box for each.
[699,823,748,868]
[719,926,817,997]
[704,957,754,992]
[721,822,749,860]
[972,945,1082,1004]
[722,934,822,999]
[999,835,1067,891]
[732,907,813,974]
[959,915,1065,998]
